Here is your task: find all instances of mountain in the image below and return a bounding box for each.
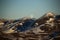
[0,12,60,40]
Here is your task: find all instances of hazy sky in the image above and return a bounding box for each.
[0,0,60,19]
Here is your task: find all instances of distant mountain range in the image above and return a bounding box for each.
[0,12,60,34]
[0,12,60,40]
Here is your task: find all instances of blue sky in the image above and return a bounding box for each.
[0,0,60,19]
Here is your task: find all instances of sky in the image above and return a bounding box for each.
[0,0,60,19]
